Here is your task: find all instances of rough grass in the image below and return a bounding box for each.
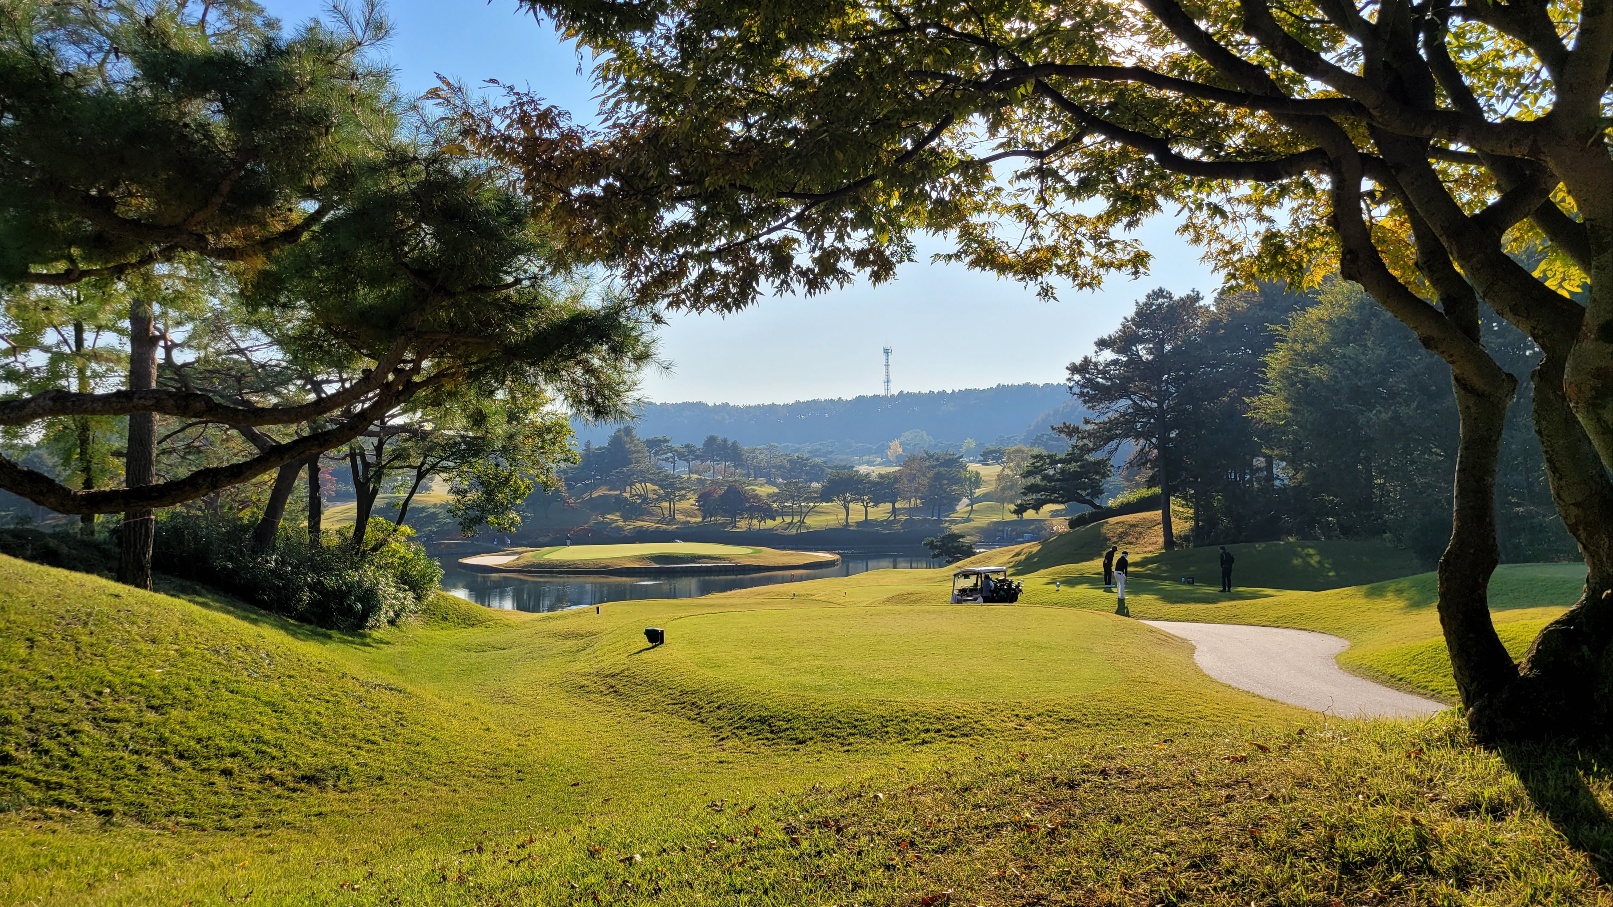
[2,519,1610,906]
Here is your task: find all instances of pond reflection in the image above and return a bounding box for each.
[439,553,934,613]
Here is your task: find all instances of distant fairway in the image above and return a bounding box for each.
[532,542,761,560]
[671,606,1123,700]
[490,541,838,572]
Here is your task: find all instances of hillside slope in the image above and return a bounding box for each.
[573,383,1080,447]
[3,552,1608,906]
[998,510,1427,590]
[0,558,499,826]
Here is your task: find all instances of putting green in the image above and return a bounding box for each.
[668,606,1125,701]
[497,542,835,572]
[533,542,760,560]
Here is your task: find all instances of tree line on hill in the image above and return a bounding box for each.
[1014,283,1572,566]
[570,384,1082,456]
[552,425,984,531]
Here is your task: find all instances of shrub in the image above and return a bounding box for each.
[0,527,116,575]
[1068,488,1162,529]
[153,515,442,631]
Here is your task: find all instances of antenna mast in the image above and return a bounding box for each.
[882,346,892,397]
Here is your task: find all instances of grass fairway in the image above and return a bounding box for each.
[4,520,1613,906]
[673,607,1124,700]
[498,541,833,571]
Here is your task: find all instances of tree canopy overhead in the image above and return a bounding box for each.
[0,1,655,521]
[480,0,1613,738]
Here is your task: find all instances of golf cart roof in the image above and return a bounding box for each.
[954,567,1008,576]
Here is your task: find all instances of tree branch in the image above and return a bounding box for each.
[0,334,416,427]
[1032,80,1329,181]
[0,375,437,515]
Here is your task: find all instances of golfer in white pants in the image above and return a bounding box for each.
[1114,550,1129,600]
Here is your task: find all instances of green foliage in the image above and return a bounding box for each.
[895,451,971,518]
[152,514,440,631]
[0,527,115,574]
[1067,488,1162,529]
[1107,486,1165,510]
[1063,288,1205,547]
[923,529,976,563]
[0,0,392,284]
[1253,282,1572,563]
[692,483,774,527]
[1013,443,1108,516]
[819,468,869,527]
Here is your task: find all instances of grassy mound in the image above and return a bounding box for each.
[584,601,1295,744]
[498,541,834,571]
[1011,512,1424,590]
[0,556,491,827]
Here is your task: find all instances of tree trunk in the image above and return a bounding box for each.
[117,300,157,589]
[349,448,379,552]
[1158,459,1176,551]
[252,458,305,552]
[74,320,94,538]
[307,458,323,541]
[1435,377,1521,729]
[391,468,429,530]
[1471,353,1613,739]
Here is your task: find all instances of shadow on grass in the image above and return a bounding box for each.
[1499,738,1613,881]
[1120,577,1280,605]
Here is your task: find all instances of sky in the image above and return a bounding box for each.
[263,0,1222,405]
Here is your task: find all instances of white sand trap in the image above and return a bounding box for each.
[462,553,519,566]
[1141,620,1446,719]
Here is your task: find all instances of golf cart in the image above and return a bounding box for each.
[951,566,1023,604]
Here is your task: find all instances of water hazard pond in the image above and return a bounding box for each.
[440,552,935,613]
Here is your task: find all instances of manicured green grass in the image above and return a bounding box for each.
[672,606,1125,700]
[531,541,763,560]
[2,515,1609,906]
[497,542,833,571]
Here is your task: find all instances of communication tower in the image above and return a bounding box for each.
[882,347,892,397]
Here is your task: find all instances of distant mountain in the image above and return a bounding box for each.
[574,384,1083,450]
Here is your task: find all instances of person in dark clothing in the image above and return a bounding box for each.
[1219,546,1235,592]
[1102,546,1117,587]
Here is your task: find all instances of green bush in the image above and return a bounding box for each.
[153,515,442,631]
[0,527,116,575]
[1068,488,1162,529]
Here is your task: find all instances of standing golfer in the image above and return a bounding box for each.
[1219,545,1235,592]
[1102,546,1117,587]
[1114,550,1129,601]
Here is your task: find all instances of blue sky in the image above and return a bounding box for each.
[264,1,1220,404]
